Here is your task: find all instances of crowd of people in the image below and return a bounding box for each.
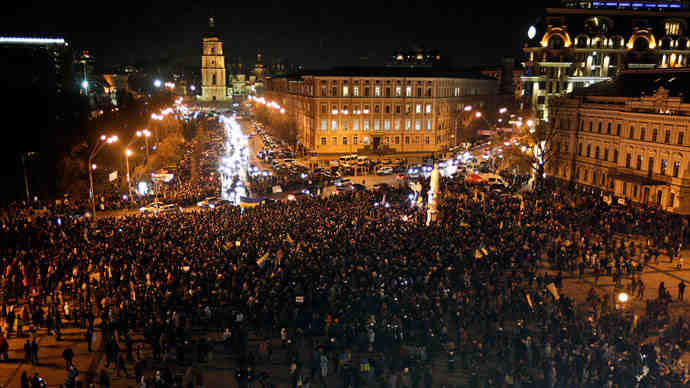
[3,166,690,387]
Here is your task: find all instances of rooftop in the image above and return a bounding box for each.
[572,68,690,101]
[269,66,496,80]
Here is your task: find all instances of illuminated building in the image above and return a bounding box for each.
[523,0,690,121]
[198,17,230,102]
[549,68,690,213]
[264,67,498,155]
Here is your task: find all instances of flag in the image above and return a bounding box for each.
[546,282,559,300]
[240,197,265,208]
[526,294,534,310]
[108,171,118,182]
[256,252,270,267]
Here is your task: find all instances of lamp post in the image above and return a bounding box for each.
[136,129,151,160]
[88,134,118,220]
[125,149,133,199]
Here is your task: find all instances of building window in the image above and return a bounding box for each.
[405,104,412,114]
[613,149,619,163]
[616,123,621,136]
[343,86,349,97]
[648,157,654,176]
[353,136,358,145]
[394,136,400,144]
[626,153,632,168]
[353,86,359,96]
[674,161,681,177]
[342,136,348,145]
[586,144,591,157]
[584,169,588,181]
[364,87,370,97]
[666,21,681,35]
[364,105,370,114]
[395,86,401,96]
[598,122,602,133]
[607,122,611,134]
[652,128,658,142]
[364,120,370,130]
[578,143,583,156]
[629,126,635,139]
[353,120,359,130]
[321,86,327,96]
[665,130,671,144]
[384,136,390,144]
[595,146,600,159]
[394,120,401,130]
[321,104,327,114]
[415,104,422,114]
[395,105,401,114]
[321,137,327,145]
[670,192,676,208]
[415,120,421,130]
[453,87,459,96]
[417,87,422,97]
[375,86,381,97]
[604,148,609,161]
[384,120,391,130]
[661,159,667,175]
[373,105,379,113]
[425,104,432,114]
[331,120,337,131]
[332,136,337,145]
[623,182,628,196]
[679,132,685,145]
[424,136,430,144]
[385,105,391,114]
[637,155,643,170]
[633,185,638,198]
[657,190,663,206]
[343,120,349,130]
[406,86,412,96]
[405,136,410,144]
[385,87,391,97]
[426,120,432,130]
[332,87,337,96]
[363,136,370,145]
[640,127,646,141]
[405,120,411,130]
[414,135,420,144]
[321,120,327,130]
[589,121,593,131]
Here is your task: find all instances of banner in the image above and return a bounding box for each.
[240,197,265,208]
[108,171,118,182]
[546,282,560,300]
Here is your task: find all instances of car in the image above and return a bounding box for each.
[373,183,391,190]
[334,178,352,186]
[140,202,182,214]
[197,197,226,209]
[376,166,394,175]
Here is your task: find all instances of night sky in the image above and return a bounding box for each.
[3,0,551,70]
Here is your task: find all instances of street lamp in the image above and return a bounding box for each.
[125,149,133,199]
[136,129,151,159]
[88,135,118,220]
[153,79,162,88]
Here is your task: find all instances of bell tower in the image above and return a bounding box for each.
[199,17,228,101]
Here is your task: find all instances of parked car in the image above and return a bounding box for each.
[376,166,394,175]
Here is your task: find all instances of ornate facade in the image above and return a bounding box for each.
[198,17,229,102]
[523,0,690,121]
[264,68,498,155]
[549,69,690,213]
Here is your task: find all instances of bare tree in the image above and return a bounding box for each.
[503,121,559,190]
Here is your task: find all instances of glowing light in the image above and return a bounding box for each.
[92,164,97,170]
[464,105,472,111]
[618,292,629,303]
[526,119,534,127]
[528,26,536,39]
[137,181,149,196]
[81,80,89,89]
[499,107,507,114]
[125,149,133,157]
[190,85,196,91]
[475,112,482,118]
[0,37,65,45]
[153,79,162,88]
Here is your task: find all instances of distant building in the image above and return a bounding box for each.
[198,17,229,102]
[481,58,522,103]
[0,36,72,96]
[549,68,690,213]
[522,0,690,121]
[388,48,445,68]
[264,67,498,156]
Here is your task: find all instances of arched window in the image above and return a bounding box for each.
[549,35,564,49]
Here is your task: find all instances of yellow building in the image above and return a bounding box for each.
[263,68,498,156]
[198,17,229,102]
[549,69,690,213]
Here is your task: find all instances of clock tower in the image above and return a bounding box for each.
[199,17,229,101]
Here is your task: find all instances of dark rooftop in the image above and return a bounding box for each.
[572,68,690,101]
[269,66,496,80]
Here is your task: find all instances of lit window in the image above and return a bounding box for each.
[343,86,349,97]
[454,87,459,96]
[384,120,391,130]
[406,86,412,96]
[354,136,358,145]
[405,120,411,130]
[364,120,370,130]
[395,86,401,96]
[343,137,348,145]
[414,135,420,144]
[425,136,430,144]
[375,86,381,96]
[666,21,681,35]
[331,120,337,131]
[364,136,370,145]
[321,120,327,130]
[353,120,359,130]
[405,136,410,144]
[415,120,421,130]
[332,137,337,145]
[394,120,401,130]
[374,120,380,130]
[674,161,680,177]
[416,104,422,114]
[384,136,390,144]
[395,136,400,144]
[353,86,359,96]
[425,104,432,114]
[426,120,432,130]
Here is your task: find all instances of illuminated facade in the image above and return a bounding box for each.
[198,17,229,102]
[523,0,690,121]
[264,68,498,155]
[549,69,690,213]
